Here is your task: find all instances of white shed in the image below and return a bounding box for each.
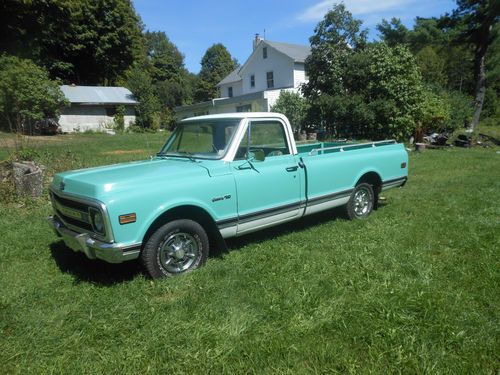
[59,85,138,133]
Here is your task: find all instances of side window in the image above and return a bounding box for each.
[236,121,290,160]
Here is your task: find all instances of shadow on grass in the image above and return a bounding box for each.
[50,204,383,285]
[50,241,142,286]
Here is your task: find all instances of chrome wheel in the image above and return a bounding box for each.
[159,232,200,273]
[353,188,371,216]
[346,183,374,220]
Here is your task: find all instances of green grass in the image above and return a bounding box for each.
[0,132,499,374]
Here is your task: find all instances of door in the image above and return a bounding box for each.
[231,120,301,234]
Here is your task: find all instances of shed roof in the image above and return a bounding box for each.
[60,85,138,105]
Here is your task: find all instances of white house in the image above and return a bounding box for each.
[175,36,310,119]
[59,85,138,133]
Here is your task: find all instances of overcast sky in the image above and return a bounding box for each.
[133,0,457,73]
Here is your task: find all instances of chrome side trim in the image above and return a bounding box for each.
[381,177,407,191]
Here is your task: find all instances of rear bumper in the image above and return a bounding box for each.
[48,216,141,263]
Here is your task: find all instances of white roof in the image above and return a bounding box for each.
[181,112,289,122]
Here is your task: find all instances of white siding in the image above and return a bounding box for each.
[239,42,295,95]
[293,63,308,90]
[59,105,135,133]
[219,81,243,98]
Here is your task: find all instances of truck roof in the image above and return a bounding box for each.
[181,112,289,123]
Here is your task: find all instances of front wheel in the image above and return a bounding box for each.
[345,183,374,220]
[141,219,209,279]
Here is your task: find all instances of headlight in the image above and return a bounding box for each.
[89,208,105,235]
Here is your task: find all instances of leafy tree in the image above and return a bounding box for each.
[302,3,367,100]
[126,65,161,129]
[415,46,448,86]
[0,0,144,85]
[195,44,237,102]
[145,31,185,83]
[443,0,500,129]
[270,91,310,132]
[0,55,67,132]
[377,18,410,47]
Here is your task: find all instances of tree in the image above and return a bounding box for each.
[0,55,67,132]
[270,91,310,132]
[443,0,500,130]
[302,3,367,100]
[377,18,410,47]
[126,65,161,129]
[195,44,237,102]
[415,46,448,86]
[0,0,144,85]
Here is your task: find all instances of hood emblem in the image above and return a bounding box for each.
[60,181,65,191]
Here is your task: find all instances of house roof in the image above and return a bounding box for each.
[217,40,311,87]
[217,68,242,86]
[264,41,311,63]
[60,85,138,105]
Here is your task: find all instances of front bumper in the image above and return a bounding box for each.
[48,216,141,263]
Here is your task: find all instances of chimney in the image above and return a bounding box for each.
[253,33,263,50]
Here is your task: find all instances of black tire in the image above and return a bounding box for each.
[141,219,209,279]
[345,183,374,220]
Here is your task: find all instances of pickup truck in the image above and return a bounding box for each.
[48,113,408,278]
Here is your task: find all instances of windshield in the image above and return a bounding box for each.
[158,119,241,160]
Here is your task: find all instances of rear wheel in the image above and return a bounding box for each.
[141,219,209,279]
[345,183,374,220]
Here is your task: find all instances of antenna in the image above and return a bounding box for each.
[263,29,266,39]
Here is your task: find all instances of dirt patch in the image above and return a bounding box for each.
[101,149,147,155]
[0,134,73,148]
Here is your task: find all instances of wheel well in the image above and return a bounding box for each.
[142,205,226,253]
[356,172,382,207]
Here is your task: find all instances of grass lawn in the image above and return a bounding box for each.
[0,132,499,374]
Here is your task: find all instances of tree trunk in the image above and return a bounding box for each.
[469,50,487,131]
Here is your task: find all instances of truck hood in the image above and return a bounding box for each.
[51,158,210,199]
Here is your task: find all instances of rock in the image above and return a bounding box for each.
[12,161,44,197]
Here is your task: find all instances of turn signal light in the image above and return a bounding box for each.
[119,213,136,225]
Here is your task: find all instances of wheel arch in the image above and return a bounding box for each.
[142,204,226,254]
[355,171,382,208]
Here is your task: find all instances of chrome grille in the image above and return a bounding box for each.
[50,192,93,232]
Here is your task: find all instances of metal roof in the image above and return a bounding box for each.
[60,85,138,105]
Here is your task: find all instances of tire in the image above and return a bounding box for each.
[345,183,375,220]
[141,219,209,279]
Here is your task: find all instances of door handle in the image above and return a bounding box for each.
[286,166,298,172]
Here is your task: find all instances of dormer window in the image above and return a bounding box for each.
[263,47,267,59]
[228,87,233,97]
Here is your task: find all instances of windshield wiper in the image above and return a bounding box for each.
[158,151,197,162]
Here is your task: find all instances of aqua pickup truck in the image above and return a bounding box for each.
[48,113,408,278]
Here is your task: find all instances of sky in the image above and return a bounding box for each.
[133,0,457,74]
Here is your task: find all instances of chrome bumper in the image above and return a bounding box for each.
[48,216,141,263]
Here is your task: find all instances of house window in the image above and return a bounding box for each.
[105,106,117,117]
[236,104,252,112]
[228,87,233,97]
[250,74,255,88]
[263,47,267,59]
[266,71,274,89]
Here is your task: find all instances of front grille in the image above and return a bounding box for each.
[50,192,94,233]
